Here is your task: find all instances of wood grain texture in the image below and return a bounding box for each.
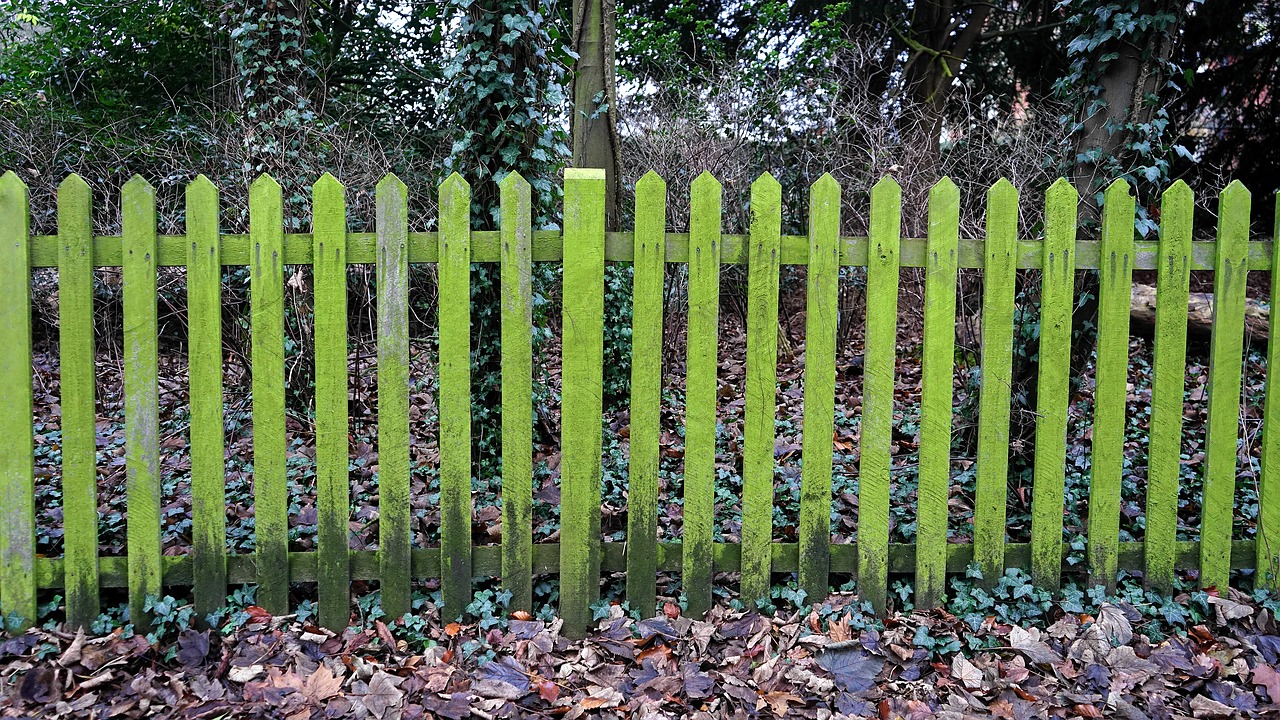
[250,174,289,615]
[1261,191,1280,588]
[499,172,533,611]
[1088,180,1135,591]
[313,174,350,630]
[858,177,901,614]
[798,174,839,602]
[742,173,781,604]
[187,175,226,619]
[1200,181,1250,591]
[559,168,606,637]
[0,172,35,629]
[1030,178,1077,592]
[376,174,411,618]
[123,176,161,624]
[683,171,721,619]
[973,179,1018,585]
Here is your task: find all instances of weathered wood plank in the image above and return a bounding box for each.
[626,171,666,616]
[1030,178,1077,592]
[798,174,839,602]
[376,174,411,618]
[559,169,606,637]
[499,172,533,612]
[1261,190,1280,588]
[250,174,289,615]
[0,172,36,629]
[858,177,901,614]
[1200,181,1250,591]
[313,174,350,630]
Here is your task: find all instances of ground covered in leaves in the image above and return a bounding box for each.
[4,588,1280,719]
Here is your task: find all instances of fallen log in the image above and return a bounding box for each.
[1130,283,1270,344]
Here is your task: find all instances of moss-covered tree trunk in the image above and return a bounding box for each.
[571,0,621,228]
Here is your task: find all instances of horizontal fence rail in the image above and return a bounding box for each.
[0,169,1278,638]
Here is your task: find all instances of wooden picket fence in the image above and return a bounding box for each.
[0,168,1277,638]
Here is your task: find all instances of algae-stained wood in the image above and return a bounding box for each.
[1088,180,1136,591]
[187,175,227,618]
[59,175,100,628]
[438,173,473,617]
[1261,191,1280,588]
[1201,181,1251,591]
[798,174,840,602]
[376,174,411,618]
[973,179,1018,584]
[250,174,289,615]
[499,172,533,612]
[1145,181,1193,592]
[0,172,36,628]
[626,171,666,615]
[916,178,959,609]
[1030,178,1077,592]
[742,173,782,604]
[560,169,606,637]
[313,174,351,630]
[684,171,722,619]
[122,176,162,623]
[858,177,901,614]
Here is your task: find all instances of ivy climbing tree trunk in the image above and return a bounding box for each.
[571,0,621,228]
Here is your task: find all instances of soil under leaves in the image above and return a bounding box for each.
[4,589,1280,719]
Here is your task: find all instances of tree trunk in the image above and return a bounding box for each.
[571,0,621,228]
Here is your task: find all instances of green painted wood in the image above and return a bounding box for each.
[559,168,606,637]
[187,175,226,619]
[973,179,1018,585]
[1261,191,1280,588]
[798,174,839,602]
[313,174,350,630]
[376,174,411,618]
[249,174,289,615]
[1030,178,1078,592]
[626,170,666,616]
[1088,180,1136,591]
[684,171,722,619]
[0,172,36,629]
[743,173,782,604]
[438,173,473,617]
[858,177,901,614]
[916,178,959,609]
[1201,181,1251,591]
[499,172,533,612]
[122,177,161,624]
[1146,181,1193,593]
[59,175,100,628]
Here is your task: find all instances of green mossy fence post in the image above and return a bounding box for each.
[1261,191,1280,589]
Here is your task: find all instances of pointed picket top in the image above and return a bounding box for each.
[1047,176,1078,202]
[440,171,470,194]
[988,177,1019,204]
[186,174,218,202]
[1163,178,1193,204]
[376,171,407,195]
[1103,177,1134,206]
[637,169,666,193]
[252,172,282,194]
[872,174,902,197]
[751,171,781,194]
[124,174,154,194]
[499,170,529,192]
[930,176,959,203]
[1,170,28,195]
[692,170,722,192]
[59,173,90,196]
[1221,178,1251,203]
[314,171,345,194]
[811,172,840,195]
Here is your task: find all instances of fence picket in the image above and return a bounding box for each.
[1030,178,1077,592]
[1201,181,1251,591]
[858,177,901,614]
[0,172,35,629]
[187,175,226,619]
[974,179,1018,584]
[1088,180,1136,591]
[250,174,289,615]
[684,171,722,619]
[499,172,533,611]
[743,173,781,603]
[376,174,411,618]
[1146,181,1193,592]
[314,174,350,630]
[916,178,959,609]
[626,171,666,615]
[560,169,606,637]
[1262,192,1280,588]
[438,173,473,617]
[123,177,161,623]
[798,174,839,601]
